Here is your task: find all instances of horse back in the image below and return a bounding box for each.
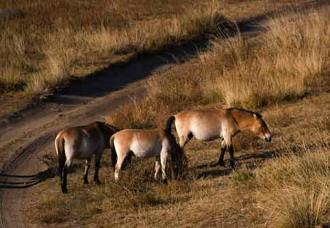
[57,124,104,159]
[174,109,238,140]
[175,109,223,128]
[113,129,164,157]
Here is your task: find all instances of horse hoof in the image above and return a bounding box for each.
[230,162,236,169]
[83,179,89,184]
[162,179,168,185]
[61,188,68,194]
[94,179,101,185]
[218,161,225,167]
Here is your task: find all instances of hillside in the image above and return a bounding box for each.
[0,0,329,227]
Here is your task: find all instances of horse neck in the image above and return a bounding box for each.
[232,110,256,132]
[98,123,113,146]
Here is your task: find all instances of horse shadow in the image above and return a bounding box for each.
[192,149,278,179]
[0,167,57,189]
[0,163,84,189]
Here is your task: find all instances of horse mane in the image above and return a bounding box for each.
[227,107,262,118]
[96,121,120,133]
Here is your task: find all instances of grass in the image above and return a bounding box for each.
[26,3,330,227]
[218,10,329,108]
[0,0,226,114]
[255,149,330,228]
[108,8,330,131]
[29,93,330,227]
[0,0,308,117]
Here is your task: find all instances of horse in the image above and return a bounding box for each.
[55,121,118,193]
[165,108,272,169]
[109,128,186,183]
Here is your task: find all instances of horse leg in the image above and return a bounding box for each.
[62,166,68,193]
[218,140,227,167]
[122,152,132,170]
[83,159,91,184]
[178,132,192,148]
[160,150,169,184]
[62,159,71,193]
[223,134,235,169]
[114,154,127,182]
[94,153,102,185]
[154,158,161,180]
[58,155,65,191]
[228,144,235,169]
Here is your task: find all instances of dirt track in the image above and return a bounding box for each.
[0,49,186,227]
[0,1,327,227]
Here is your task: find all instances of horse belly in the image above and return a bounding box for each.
[130,142,161,158]
[77,138,100,159]
[191,121,220,141]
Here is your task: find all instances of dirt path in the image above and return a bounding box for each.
[0,35,212,227]
[0,1,327,227]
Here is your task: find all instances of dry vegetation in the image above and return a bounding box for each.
[0,0,306,116]
[30,94,330,227]
[2,0,329,227]
[108,6,330,128]
[218,11,329,108]
[0,0,226,116]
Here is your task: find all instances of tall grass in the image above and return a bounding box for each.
[0,31,27,93]
[218,10,330,108]
[0,1,223,98]
[255,148,330,227]
[22,3,330,227]
[108,9,330,130]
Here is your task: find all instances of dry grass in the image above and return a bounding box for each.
[107,8,330,227]
[29,93,330,227]
[218,10,330,108]
[28,6,330,227]
[108,9,330,131]
[255,149,330,228]
[0,0,308,116]
[0,0,223,99]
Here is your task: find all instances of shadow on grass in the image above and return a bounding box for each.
[47,0,330,104]
[193,149,278,179]
[0,167,57,189]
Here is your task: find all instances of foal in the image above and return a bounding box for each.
[109,129,185,182]
[166,108,272,168]
[55,121,118,193]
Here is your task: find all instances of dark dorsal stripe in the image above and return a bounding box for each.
[228,108,262,118]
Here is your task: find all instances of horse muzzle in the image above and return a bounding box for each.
[265,133,272,142]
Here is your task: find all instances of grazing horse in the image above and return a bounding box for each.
[55,121,118,193]
[166,108,272,168]
[110,129,186,183]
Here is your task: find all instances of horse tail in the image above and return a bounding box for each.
[165,115,175,133]
[55,135,66,177]
[166,130,187,179]
[110,135,117,170]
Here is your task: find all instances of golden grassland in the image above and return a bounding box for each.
[30,94,330,227]
[27,4,330,228]
[108,7,330,128]
[0,0,306,116]
[0,0,220,114]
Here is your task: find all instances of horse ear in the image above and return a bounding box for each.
[96,121,103,126]
[253,113,263,119]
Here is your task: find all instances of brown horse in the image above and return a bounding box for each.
[109,129,186,183]
[55,121,118,193]
[166,108,272,168]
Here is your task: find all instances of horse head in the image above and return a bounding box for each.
[250,113,272,142]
